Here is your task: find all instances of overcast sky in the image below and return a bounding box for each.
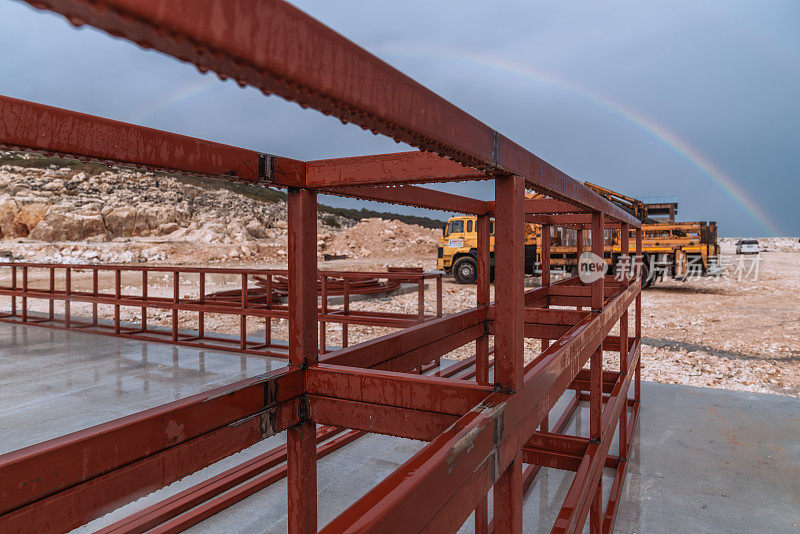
[1,0,798,236]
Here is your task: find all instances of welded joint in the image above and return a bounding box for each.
[258,153,274,183]
[491,131,500,165]
[258,408,278,438]
[494,384,515,395]
[298,394,310,423]
[589,437,600,444]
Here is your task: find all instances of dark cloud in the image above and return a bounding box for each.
[1,0,797,235]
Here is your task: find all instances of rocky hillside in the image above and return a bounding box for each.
[0,163,441,265]
[0,166,341,243]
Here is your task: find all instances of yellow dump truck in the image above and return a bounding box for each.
[437,183,720,287]
[541,220,719,287]
[436,216,539,283]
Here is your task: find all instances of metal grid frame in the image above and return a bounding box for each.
[0,263,442,357]
[0,1,644,532]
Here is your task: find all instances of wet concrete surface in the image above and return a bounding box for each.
[0,322,285,454]
[2,324,798,532]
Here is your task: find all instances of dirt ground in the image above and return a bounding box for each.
[1,242,798,398]
[318,249,800,397]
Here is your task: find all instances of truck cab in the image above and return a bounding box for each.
[437,216,536,283]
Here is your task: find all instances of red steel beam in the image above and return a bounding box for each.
[493,175,525,532]
[307,365,493,417]
[321,308,485,369]
[25,0,639,224]
[0,95,304,186]
[0,369,302,532]
[0,401,301,533]
[307,151,487,187]
[321,281,639,532]
[309,396,457,442]
[97,349,492,534]
[0,368,301,514]
[286,186,319,534]
[6,2,647,529]
[552,339,641,533]
[95,426,344,534]
[487,198,590,215]
[526,214,624,228]
[324,183,488,214]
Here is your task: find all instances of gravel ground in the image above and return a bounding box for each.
[1,248,797,398]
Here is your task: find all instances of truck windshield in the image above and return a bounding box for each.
[447,220,464,235]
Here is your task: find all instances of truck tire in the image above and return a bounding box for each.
[452,256,478,284]
[640,258,653,289]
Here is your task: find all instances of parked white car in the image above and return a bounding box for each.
[736,239,759,254]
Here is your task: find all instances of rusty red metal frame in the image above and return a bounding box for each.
[0,263,441,357]
[0,1,646,532]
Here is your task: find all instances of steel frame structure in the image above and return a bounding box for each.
[0,1,644,532]
[0,263,441,357]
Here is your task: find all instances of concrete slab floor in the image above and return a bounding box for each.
[457,383,800,533]
[79,384,800,533]
[1,323,798,532]
[0,322,285,454]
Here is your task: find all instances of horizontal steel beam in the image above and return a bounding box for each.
[308,151,487,187]
[321,281,639,532]
[309,396,457,441]
[25,0,639,224]
[552,338,641,533]
[525,213,625,227]
[321,308,485,369]
[0,95,304,186]
[324,183,488,214]
[0,368,303,531]
[307,365,493,417]
[487,198,591,215]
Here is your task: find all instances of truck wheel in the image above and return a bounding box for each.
[640,260,653,289]
[452,256,478,284]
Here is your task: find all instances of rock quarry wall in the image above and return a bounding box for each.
[0,166,297,243]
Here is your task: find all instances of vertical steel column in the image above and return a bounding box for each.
[240,273,248,350]
[436,275,443,318]
[319,274,327,354]
[475,213,491,534]
[49,267,55,320]
[540,224,551,431]
[64,267,71,329]
[197,271,203,339]
[287,187,318,534]
[476,214,491,386]
[619,223,630,458]
[114,269,121,334]
[635,227,643,403]
[142,270,148,333]
[493,175,525,533]
[264,273,272,351]
[172,272,179,342]
[92,269,99,326]
[11,265,16,317]
[417,277,425,323]
[591,213,604,313]
[589,211,605,533]
[576,227,584,311]
[541,224,551,289]
[342,278,349,348]
[21,266,27,322]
